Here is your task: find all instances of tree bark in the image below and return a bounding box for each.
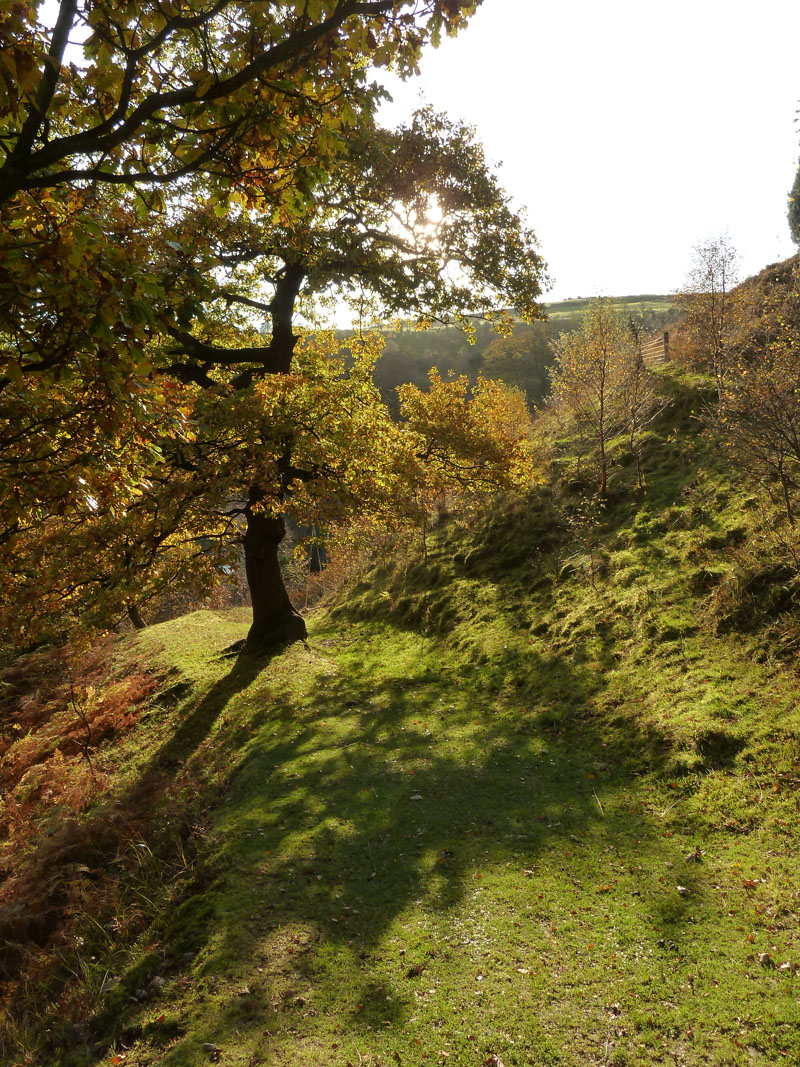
[127,602,147,630]
[243,495,306,651]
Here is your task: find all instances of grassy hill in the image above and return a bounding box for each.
[544,294,678,326]
[2,366,799,1067]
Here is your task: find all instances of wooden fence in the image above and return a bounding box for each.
[640,331,670,367]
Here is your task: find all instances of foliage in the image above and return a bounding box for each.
[1,0,474,540]
[714,346,800,525]
[369,297,678,419]
[480,321,557,410]
[710,258,800,526]
[0,1,476,204]
[789,160,800,245]
[677,235,742,399]
[548,298,661,495]
[0,0,547,648]
[0,636,164,1042]
[371,324,489,410]
[2,327,538,644]
[393,369,536,552]
[398,370,535,491]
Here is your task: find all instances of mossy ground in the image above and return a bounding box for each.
[4,368,800,1067]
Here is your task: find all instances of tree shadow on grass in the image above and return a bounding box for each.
[129,647,268,792]
[79,626,704,1067]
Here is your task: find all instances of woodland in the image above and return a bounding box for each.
[2,2,800,1066]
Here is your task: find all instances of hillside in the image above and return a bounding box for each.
[544,293,678,325]
[354,293,679,416]
[3,362,799,1067]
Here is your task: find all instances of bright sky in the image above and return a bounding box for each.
[378,0,800,301]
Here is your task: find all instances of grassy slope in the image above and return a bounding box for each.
[5,369,800,1067]
[544,294,678,323]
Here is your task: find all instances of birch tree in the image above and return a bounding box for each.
[549,299,634,496]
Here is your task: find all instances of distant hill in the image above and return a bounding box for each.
[359,294,681,413]
[545,293,680,326]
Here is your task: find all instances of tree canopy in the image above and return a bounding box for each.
[0,1,476,204]
[1,1,482,549]
[677,235,741,400]
[1,2,549,650]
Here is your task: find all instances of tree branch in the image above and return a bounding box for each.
[13,0,78,161]
[0,0,399,203]
[165,327,283,371]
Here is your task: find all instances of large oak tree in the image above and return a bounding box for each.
[1,2,548,650]
[1,1,480,551]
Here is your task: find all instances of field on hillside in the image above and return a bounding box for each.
[544,294,679,325]
[2,367,799,1067]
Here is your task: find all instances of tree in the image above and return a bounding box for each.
[1,1,482,550]
[146,107,545,651]
[2,99,547,650]
[715,345,800,525]
[624,317,668,489]
[480,322,557,410]
[789,161,800,246]
[711,258,800,526]
[677,235,741,400]
[2,1,549,649]
[548,299,636,496]
[395,369,535,552]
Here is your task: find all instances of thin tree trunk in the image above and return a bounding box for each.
[780,471,795,527]
[243,493,306,651]
[599,430,608,496]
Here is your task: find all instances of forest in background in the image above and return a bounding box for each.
[364,293,680,414]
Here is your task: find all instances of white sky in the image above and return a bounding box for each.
[378,0,800,301]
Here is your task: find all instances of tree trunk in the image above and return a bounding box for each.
[598,430,608,497]
[780,471,795,527]
[242,265,309,652]
[243,500,306,652]
[126,602,147,630]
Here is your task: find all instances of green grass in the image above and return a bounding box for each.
[61,610,799,1067]
[5,367,800,1067]
[544,294,679,325]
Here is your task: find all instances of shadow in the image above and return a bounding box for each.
[0,644,272,1015]
[130,648,267,788]
[71,625,698,1067]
